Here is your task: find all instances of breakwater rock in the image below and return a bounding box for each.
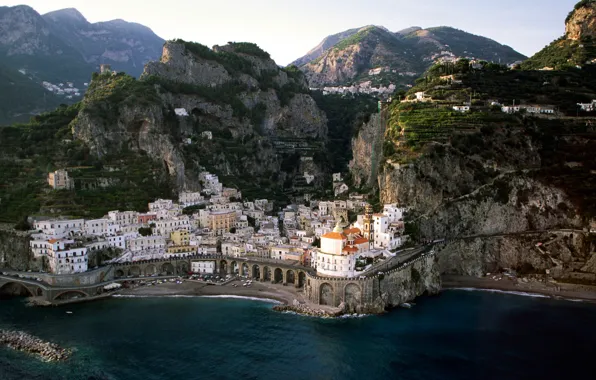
[0,330,71,362]
[273,301,346,318]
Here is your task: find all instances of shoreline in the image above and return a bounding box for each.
[442,275,596,304]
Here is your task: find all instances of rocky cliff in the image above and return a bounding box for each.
[72,40,328,197]
[377,108,596,282]
[523,1,596,70]
[349,113,385,189]
[566,1,596,40]
[0,228,39,272]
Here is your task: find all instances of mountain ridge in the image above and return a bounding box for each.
[292,25,526,89]
[0,5,164,124]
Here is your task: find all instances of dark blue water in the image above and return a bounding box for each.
[1,290,595,380]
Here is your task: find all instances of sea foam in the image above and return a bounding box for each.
[113,294,282,304]
[450,288,550,298]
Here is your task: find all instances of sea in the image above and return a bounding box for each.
[1,290,595,380]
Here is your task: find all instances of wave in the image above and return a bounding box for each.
[113,294,282,304]
[198,295,282,304]
[450,288,550,299]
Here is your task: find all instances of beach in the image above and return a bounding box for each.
[119,279,301,303]
[442,275,596,303]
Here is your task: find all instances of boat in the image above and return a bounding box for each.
[66,311,73,314]
[400,303,413,309]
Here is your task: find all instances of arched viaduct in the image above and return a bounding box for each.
[112,255,312,288]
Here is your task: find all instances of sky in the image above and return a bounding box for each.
[2,0,580,65]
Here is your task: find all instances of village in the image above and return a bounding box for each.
[30,168,408,279]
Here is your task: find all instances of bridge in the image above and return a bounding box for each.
[112,255,313,288]
[0,273,110,303]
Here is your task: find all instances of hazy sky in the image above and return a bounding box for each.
[3,0,579,65]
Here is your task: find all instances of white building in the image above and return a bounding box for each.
[191,261,215,274]
[84,219,120,236]
[153,216,191,237]
[383,204,404,223]
[148,199,174,212]
[578,100,596,112]
[108,211,139,227]
[45,239,89,274]
[314,223,360,278]
[179,192,204,207]
[453,105,470,112]
[128,236,166,252]
[33,219,85,237]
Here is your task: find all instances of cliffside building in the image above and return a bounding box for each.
[47,169,74,190]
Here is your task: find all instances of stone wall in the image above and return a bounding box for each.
[305,253,441,313]
[34,266,114,287]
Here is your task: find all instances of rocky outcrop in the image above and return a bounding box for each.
[73,40,328,194]
[377,117,596,279]
[436,232,591,277]
[0,330,71,362]
[144,42,232,87]
[349,113,385,188]
[566,2,596,41]
[0,228,37,272]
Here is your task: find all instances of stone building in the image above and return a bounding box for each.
[47,169,74,190]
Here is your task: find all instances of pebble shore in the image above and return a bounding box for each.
[0,330,71,362]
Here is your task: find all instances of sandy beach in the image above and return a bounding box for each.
[119,279,302,304]
[442,275,596,303]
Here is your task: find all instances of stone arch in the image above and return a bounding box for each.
[319,283,334,306]
[263,266,271,281]
[242,263,249,276]
[145,264,157,276]
[34,287,43,297]
[252,265,260,279]
[298,272,306,288]
[273,268,283,283]
[115,269,125,278]
[128,266,141,277]
[162,263,175,275]
[0,282,34,298]
[344,283,362,309]
[53,290,89,301]
[286,270,296,285]
[231,261,238,274]
[177,261,189,275]
[220,260,228,274]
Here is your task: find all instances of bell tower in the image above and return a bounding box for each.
[362,204,374,249]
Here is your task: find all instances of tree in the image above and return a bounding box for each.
[313,237,321,248]
[14,217,31,231]
[138,227,152,236]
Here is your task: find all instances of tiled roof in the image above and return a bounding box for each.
[322,232,347,240]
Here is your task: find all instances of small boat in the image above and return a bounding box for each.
[66,311,73,314]
[400,303,412,309]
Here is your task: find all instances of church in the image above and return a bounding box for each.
[314,222,370,278]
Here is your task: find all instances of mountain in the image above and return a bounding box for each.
[348,1,596,284]
[0,5,164,124]
[42,8,164,78]
[292,25,526,89]
[0,40,328,222]
[522,0,596,70]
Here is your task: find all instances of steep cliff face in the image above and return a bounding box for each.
[349,113,385,188]
[378,117,596,281]
[0,228,39,272]
[566,2,596,41]
[72,40,328,196]
[523,1,596,70]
